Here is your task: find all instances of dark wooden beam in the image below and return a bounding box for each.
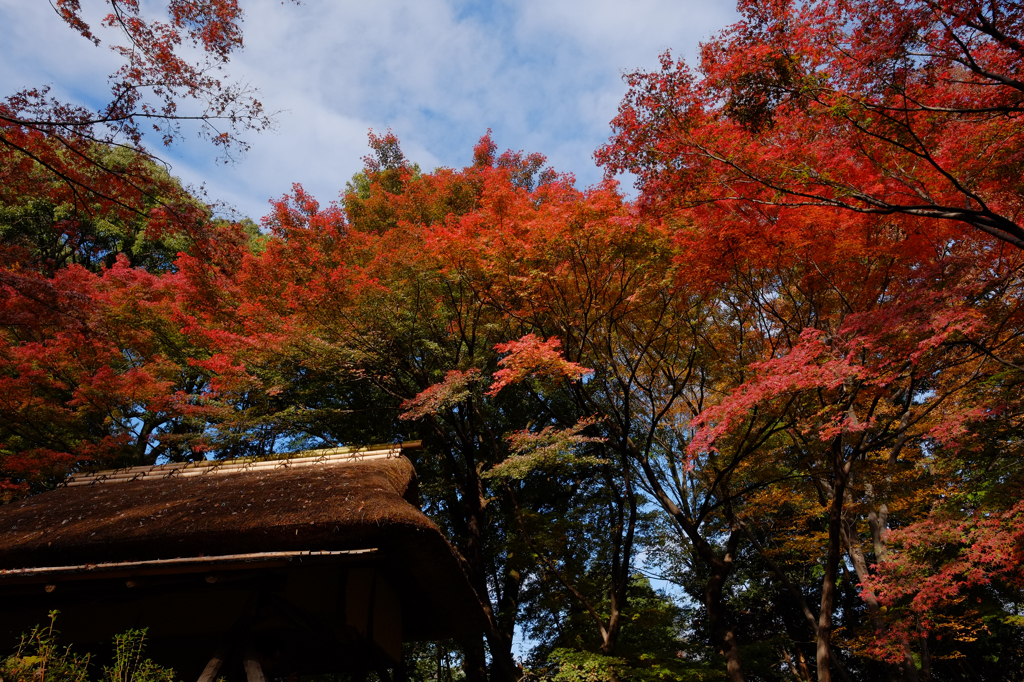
[0,548,378,584]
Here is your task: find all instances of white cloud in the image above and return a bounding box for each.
[0,0,738,221]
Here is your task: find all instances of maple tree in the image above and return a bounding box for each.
[342,138,650,682]
[456,184,750,678]
[0,4,282,498]
[6,1,1024,672]
[7,127,1021,681]
[223,133,714,681]
[0,214,267,500]
[595,1,1024,679]
[227,136,545,682]
[0,134,270,499]
[1,0,289,242]
[598,0,1024,250]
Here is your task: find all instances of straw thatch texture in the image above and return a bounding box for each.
[0,452,484,640]
[0,456,426,567]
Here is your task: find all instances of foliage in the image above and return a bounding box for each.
[598,0,1024,248]
[525,578,722,682]
[0,613,176,682]
[103,630,175,682]
[0,612,90,682]
[402,641,466,682]
[5,6,1024,678]
[0,0,294,237]
[487,418,605,480]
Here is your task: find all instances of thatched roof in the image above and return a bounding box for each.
[0,443,484,642]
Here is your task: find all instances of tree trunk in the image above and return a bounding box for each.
[797,648,813,682]
[697,530,745,682]
[600,451,638,656]
[919,627,931,682]
[739,520,854,682]
[431,411,524,682]
[461,638,488,682]
[463,477,522,682]
[485,557,524,679]
[460,488,493,682]
[816,436,852,682]
[841,515,915,682]
[493,563,523,652]
[630,438,746,682]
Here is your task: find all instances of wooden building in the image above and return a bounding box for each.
[0,443,484,681]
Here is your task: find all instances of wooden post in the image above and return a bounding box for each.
[243,647,267,682]
[197,647,226,682]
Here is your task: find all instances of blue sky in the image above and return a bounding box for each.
[0,0,738,221]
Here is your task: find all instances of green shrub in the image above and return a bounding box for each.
[0,612,177,682]
[0,611,90,682]
[103,630,175,682]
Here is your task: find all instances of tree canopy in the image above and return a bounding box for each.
[3,2,1024,682]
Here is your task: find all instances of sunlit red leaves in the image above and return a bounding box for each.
[4,113,1022,677]
[0,229,282,491]
[599,0,1024,249]
[399,369,482,421]
[688,328,858,456]
[88,0,267,148]
[596,15,1024,664]
[489,334,593,397]
[166,0,245,58]
[861,499,1024,662]
[398,336,592,420]
[52,0,98,44]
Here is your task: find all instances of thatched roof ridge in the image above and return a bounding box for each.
[63,441,420,487]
